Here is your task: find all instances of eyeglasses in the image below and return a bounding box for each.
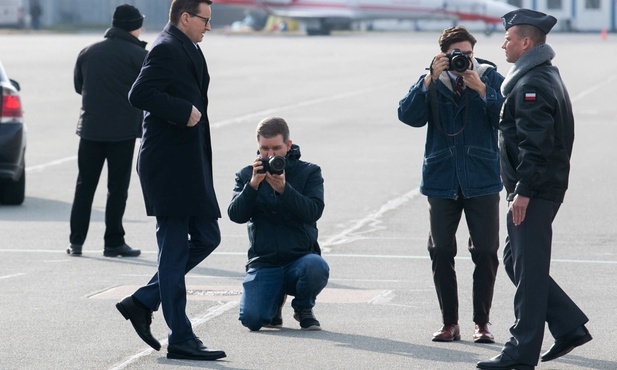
[188,12,210,26]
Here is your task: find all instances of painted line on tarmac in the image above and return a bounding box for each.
[0,249,615,264]
[108,301,237,370]
[571,74,616,103]
[22,76,611,174]
[0,272,26,280]
[25,83,398,173]
[326,254,617,265]
[25,155,77,173]
[210,81,401,129]
[320,188,421,250]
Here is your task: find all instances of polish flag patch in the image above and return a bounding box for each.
[524,92,537,101]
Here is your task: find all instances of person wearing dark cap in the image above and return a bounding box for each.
[116,0,226,362]
[67,4,147,258]
[398,26,504,344]
[477,9,592,370]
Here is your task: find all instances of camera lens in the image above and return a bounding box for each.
[268,156,286,175]
[450,55,469,73]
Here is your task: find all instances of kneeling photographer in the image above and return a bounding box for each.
[228,116,329,332]
[397,26,504,344]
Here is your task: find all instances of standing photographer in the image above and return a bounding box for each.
[397,26,504,343]
[228,117,329,332]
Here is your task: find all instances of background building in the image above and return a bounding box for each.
[11,0,246,31]
[501,0,616,31]
[6,0,617,33]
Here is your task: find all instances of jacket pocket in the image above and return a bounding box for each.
[465,146,500,189]
[421,147,455,193]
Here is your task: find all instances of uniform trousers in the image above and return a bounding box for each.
[502,197,588,365]
[427,192,500,325]
[69,138,135,247]
[132,215,220,344]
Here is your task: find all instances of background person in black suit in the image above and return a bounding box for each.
[115,0,226,361]
[67,4,146,258]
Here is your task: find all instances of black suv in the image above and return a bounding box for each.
[0,60,26,205]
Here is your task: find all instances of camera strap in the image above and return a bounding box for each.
[428,80,469,137]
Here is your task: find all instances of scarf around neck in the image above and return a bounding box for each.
[501,43,556,96]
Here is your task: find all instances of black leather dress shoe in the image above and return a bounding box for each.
[541,325,592,362]
[116,296,161,351]
[66,244,82,256]
[104,244,141,257]
[167,337,226,361]
[476,353,534,369]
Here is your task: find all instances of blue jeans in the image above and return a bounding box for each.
[239,253,329,331]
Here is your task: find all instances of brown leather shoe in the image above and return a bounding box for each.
[473,323,495,343]
[432,324,461,342]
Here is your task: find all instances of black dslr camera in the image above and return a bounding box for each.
[446,49,470,73]
[258,155,286,175]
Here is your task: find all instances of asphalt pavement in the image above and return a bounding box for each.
[0,29,616,370]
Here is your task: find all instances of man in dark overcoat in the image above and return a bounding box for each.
[115,0,226,362]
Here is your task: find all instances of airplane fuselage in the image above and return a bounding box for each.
[217,0,518,35]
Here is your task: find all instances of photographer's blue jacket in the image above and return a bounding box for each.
[228,144,324,270]
[397,58,504,199]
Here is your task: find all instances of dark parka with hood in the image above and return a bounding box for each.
[228,144,325,270]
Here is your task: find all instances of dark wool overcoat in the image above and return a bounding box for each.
[129,23,220,217]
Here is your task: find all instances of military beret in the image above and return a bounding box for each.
[501,9,557,34]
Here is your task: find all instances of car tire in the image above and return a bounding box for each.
[1,166,25,205]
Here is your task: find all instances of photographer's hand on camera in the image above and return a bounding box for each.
[250,157,286,193]
[424,53,448,89]
[265,172,286,194]
[460,69,487,98]
[250,157,267,190]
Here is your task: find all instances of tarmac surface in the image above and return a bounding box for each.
[1,29,616,370]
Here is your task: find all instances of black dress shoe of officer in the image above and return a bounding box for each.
[541,325,592,362]
[66,244,82,256]
[476,352,534,370]
[104,243,141,257]
[167,337,226,361]
[116,296,161,351]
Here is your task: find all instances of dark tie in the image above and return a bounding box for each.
[455,76,465,96]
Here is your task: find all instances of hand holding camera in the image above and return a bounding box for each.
[424,49,485,96]
[250,155,287,191]
[427,52,448,83]
[257,155,286,175]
